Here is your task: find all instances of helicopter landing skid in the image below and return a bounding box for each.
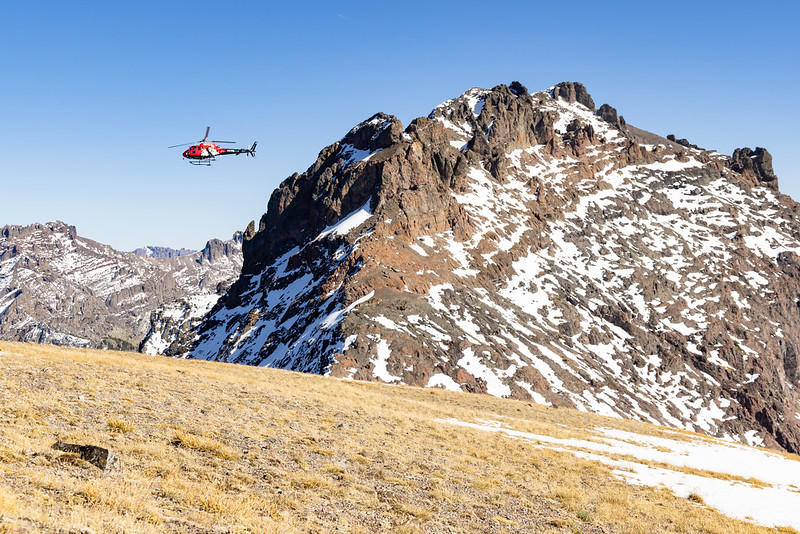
[188,159,214,166]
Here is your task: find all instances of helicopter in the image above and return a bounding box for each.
[169,127,257,166]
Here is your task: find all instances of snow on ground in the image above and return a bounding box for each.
[427,373,462,392]
[438,418,800,529]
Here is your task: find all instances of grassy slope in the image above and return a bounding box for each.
[0,341,795,533]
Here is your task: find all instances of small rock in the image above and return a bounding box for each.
[52,442,121,471]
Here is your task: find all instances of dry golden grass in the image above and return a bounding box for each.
[0,485,18,515]
[688,492,706,504]
[171,430,239,460]
[0,340,796,533]
[106,417,134,434]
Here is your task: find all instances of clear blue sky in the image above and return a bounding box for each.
[2,1,798,251]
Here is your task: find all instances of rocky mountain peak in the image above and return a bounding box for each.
[242,82,566,276]
[341,112,404,152]
[199,231,243,263]
[241,113,405,276]
[1,221,77,242]
[188,81,800,454]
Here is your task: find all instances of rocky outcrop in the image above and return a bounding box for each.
[200,232,242,263]
[667,134,701,150]
[242,115,404,276]
[509,81,529,96]
[731,147,778,189]
[551,82,595,110]
[596,103,626,130]
[187,81,800,454]
[0,222,242,351]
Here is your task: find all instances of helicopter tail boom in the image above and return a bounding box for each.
[215,142,257,158]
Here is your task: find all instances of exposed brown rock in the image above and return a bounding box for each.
[731,147,778,189]
[667,134,702,150]
[552,81,595,110]
[596,103,626,130]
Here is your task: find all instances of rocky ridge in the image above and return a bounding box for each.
[132,246,196,258]
[0,222,242,350]
[187,81,800,453]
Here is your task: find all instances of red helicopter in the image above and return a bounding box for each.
[169,127,257,165]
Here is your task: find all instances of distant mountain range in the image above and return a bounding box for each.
[132,246,196,258]
[0,222,242,351]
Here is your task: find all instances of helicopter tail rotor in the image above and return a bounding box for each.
[248,141,257,157]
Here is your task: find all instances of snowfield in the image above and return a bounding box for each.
[439,418,800,529]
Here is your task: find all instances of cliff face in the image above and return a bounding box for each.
[188,81,800,453]
[0,222,242,351]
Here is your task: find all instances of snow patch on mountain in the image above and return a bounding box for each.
[315,200,373,242]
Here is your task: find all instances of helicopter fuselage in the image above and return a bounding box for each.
[182,142,223,160]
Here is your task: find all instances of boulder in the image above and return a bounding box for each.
[52,441,121,471]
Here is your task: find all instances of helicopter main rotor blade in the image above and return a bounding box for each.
[168,142,197,148]
[203,126,210,142]
[211,140,237,144]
